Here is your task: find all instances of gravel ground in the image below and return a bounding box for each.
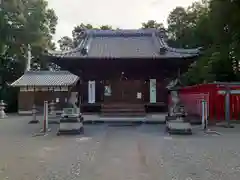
[1,115,240,180]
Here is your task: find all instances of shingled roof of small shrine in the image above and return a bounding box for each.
[10,71,79,87]
[48,29,201,59]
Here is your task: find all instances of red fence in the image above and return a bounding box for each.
[176,83,240,123]
[179,93,209,117]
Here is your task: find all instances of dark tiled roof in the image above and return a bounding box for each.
[10,71,79,87]
[85,36,160,58]
[48,29,201,59]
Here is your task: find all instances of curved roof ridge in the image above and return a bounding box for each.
[151,32,163,50]
[47,34,88,57]
[158,37,200,54]
[150,31,200,55]
[85,28,158,36]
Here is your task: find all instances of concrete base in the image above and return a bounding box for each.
[57,126,84,135]
[166,121,192,135]
[59,122,83,130]
[58,114,84,135]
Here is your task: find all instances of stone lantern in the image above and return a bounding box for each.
[165,79,191,134]
[0,100,7,118]
[49,100,56,116]
[166,79,185,119]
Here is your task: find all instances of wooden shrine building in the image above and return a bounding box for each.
[10,71,79,114]
[46,29,201,116]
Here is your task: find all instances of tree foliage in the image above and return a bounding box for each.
[142,20,164,29]
[58,23,114,49]
[0,0,58,109]
[167,0,240,85]
[58,36,73,51]
[1,0,57,72]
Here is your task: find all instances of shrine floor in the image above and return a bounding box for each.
[1,115,240,180]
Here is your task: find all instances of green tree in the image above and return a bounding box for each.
[100,25,113,30]
[209,0,240,80]
[72,23,94,47]
[58,36,73,51]
[142,20,164,29]
[1,0,57,70]
[167,2,210,49]
[0,0,58,110]
[71,23,113,47]
[168,0,240,85]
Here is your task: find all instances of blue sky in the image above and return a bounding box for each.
[47,0,197,41]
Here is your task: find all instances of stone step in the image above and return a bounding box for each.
[101,112,146,117]
[101,103,145,117]
[102,104,144,108]
[102,108,145,112]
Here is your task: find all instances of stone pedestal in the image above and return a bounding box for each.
[57,108,84,135]
[0,100,7,119]
[166,119,192,134]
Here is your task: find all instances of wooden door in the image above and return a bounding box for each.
[103,80,145,104]
[121,80,143,103]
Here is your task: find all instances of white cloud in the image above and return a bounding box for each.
[47,0,197,41]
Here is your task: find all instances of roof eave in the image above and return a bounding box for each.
[9,72,79,87]
[48,54,200,60]
[10,83,78,87]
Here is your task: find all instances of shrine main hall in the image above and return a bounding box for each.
[14,29,201,116]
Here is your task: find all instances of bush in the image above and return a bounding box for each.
[0,87,18,113]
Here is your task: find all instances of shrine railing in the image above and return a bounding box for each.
[179,93,209,117]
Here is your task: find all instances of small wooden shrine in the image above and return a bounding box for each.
[10,71,79,114]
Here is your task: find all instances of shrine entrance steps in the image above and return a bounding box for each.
[101,103,146,117]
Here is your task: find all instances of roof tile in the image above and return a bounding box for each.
[47,29,200,59]
[10,71,79,87]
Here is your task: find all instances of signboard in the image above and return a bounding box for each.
[150,79,156,103]
[104,85,111,96]
[88,81,96,103]
[137,92,142,99]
